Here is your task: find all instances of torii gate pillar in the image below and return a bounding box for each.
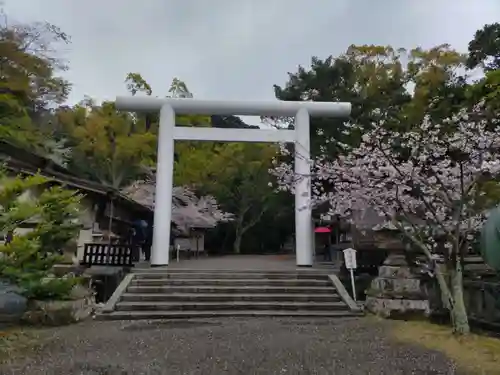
[116,97,351,267]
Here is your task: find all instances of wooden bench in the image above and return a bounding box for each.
[81,243,139,267]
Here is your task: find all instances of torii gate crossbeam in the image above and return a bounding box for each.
[115,96,351,267]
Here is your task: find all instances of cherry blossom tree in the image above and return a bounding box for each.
[273,102,500,334]
[122,170,232,235]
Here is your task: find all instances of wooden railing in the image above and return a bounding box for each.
[81,243,139,267]
[463,279,500,330]
[417,256,500,331]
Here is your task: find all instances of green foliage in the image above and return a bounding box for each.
[0,171,47,232]
[21,277,80,301]
[274,45,412,157]
[467,22,500,71]
[125,72,153,96]
[176,142,278,252]
[0,236,78,300]
[61,100,157,187]
[0,169,83,301]
[53,75,211,187]
[29,186,83,255]
[467,69,500,113]
[169,78,193,98]
[0,19,71,110]
[0,17,71,156]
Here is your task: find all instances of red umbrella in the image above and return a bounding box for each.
[314,227,331,233]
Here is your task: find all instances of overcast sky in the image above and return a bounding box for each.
[4,0,500,124]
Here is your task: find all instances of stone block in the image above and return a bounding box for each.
[378,265,414,279]
[369,277,423,297]
[383,253,408,266]
[365,296,430,319]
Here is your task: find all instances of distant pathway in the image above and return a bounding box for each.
[136,254,334,271]
[1,317,457,375]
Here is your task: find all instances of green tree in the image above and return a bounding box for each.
[57,99,157,188]
[125,72,153,96]
[124,73,209,129]
[0,15,71,152]
[0,169,82,301]
[273,44,467,207]
[466,24,500,113]
[32,186,83,255]
[467,22,500,71]
[176,142,277,253]
[274,44,466,154]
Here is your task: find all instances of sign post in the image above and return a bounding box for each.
[342,248,357,301]
[176,244,181,263]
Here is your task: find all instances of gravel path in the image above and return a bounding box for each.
[1,317,458,375]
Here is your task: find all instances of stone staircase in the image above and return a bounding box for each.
[99,268,362,320]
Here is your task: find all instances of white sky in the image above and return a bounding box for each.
[4,0,500,125]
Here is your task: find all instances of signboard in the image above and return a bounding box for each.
[343,248,357,269]
[343,247,358,301]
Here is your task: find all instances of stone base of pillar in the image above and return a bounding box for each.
[365,252,430,319]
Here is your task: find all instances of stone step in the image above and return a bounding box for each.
[132,268,331,275]
[130,279,331,287]
[126,285,336,294]
[120,293,341,303]
[115,301,348,311]
[99,310,361,320]
[133,272,329,280]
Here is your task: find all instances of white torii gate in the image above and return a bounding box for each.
[115,96,351,267]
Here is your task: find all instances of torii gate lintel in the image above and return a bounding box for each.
[115,97,351,267]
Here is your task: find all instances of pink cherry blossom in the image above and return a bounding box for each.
[272,101,499,333]
[273,102,500,263]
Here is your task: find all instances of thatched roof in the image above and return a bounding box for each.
[122,176,232,234]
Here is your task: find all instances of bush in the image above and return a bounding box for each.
[21,277,81,301]
[0,167,84,301]
[32,186,83,255]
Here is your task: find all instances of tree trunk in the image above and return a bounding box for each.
[434,260,470,335]
[449,261,470,334]
[434,263,454,310]
[233,232,242,254]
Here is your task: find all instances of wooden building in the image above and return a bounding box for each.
[0,139,152,261]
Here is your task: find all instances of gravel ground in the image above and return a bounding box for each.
[0,317,458,375]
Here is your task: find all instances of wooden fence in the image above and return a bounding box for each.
[423,256,500,331]
[460,255,500,330]
[463,279,500,330]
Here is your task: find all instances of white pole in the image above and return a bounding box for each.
[311,222,316,263]
[294,108,313,267]
[349,268,357,302]
[150,104,175,266]
[176,244,180,263]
